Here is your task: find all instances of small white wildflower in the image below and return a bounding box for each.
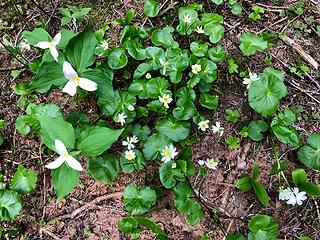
[195,26,204,34]
[127,104,135,111]
[171,163,177,169]
[198,120,210,132]
[122,135,139,150]
[279,187,307,206]
[159,94,173,109]
[19,39,30,51]
[146,73,152,79]
[100,40,109,50]
[183,14,193,24]
[198,160,205,166]
[212,122,224,136]
[242,72,260,89]
[205,158,219,170]
[161,145,178,163]
[279,187,293,201]
[114,112,127,126]
[35,32,61,62]
[125,150,136,160]
[191,64,202,74]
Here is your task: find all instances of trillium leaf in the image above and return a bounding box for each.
[77,126,124,157]
[151,26,179,48]
[248,215,279,240]
[66,110,90,140]
[23,28,51,45]
[123,184,157,215]
[239,32,268,56]
[107,47,128,69]
[248,68,287,117]
[120,149,146,174]
[235,176,252,191]
[155,118,190,142]
[144,0,160,17]
[143,133,172,160]
[298,134,320,170]
[65,26,98,72]
[248,120,269,141]
[57,29,76,49]
[199,93,219,110]
[9,165,37,194]
[252,180,269,207]
[0,190,22,221]
[87,153,119,184]
[38,116,75,151]
[52,162,80,200]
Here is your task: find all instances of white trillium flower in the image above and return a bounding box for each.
[127,104,135,111]
[183,14,193,24]
[125,150,136,160]
[242,72,260,89]
[114,112,127,126]
[146,73,152,79]
[205,158,219,170]
[62,61,98,96]
[198,160,205,166]
[161,145,178,163]
[45,139,82,171]
[122,135,139,150]
[35,33,61,62]
[100,40,109,50]
[192,64,202,74]
[195,26,204,34]
[198,120,210,131]
[279,187,307,206]
[159,94,173,108]
[212,122,224,136]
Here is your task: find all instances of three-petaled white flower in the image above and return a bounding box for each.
[198,120,210,131]
[35,33,61,62]
[183,14,193,24]
[45,139,82,171]
[161,145,178,163]
[62,61,98,96]
[195,26,204,34]
[192,64,202,74]
[279,187,307,206]
[205,158,219,170]
[146,73,152,79]
[159,94,173,108]
[125,150,136,160]
[100,40,109,50]
[122,135,139,150]
[114,112,127,126]
[242,72,260,89]
[212,122,224,136]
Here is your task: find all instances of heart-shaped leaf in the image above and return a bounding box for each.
[155,118,190,142]
[0,190,22,221]
[298,134,320,170]
[10,165,37,194]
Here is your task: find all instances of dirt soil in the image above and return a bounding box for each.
[0,0,320,239]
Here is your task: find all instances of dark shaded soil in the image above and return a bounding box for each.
[0,0,320,239]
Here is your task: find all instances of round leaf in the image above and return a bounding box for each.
[144,0,160,17]
[0,190,22,221]
[107,48,128,69]
[9,165,37,194]
[155,118,190,142]
[298,134,320,170]
[143,133,172,160]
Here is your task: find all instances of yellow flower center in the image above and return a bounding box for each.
[70,76,80,84]
[162,96,170,103]
[163,149,171,157]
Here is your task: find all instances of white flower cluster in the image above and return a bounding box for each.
[123,136,139,161]
[198,158,219,170]
[197,120,224,136]
[279,187,307,206]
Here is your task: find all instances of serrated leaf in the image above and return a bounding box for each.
[239,32,268,56]
[0,190,22,221]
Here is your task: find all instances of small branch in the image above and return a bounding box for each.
[158,1,179,17]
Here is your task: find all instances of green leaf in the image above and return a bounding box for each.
[298,134,320,170]
[248,215,279,240]
[225,136,240,150]
[239,32,268,56]
[226,233,245,240]
[231,3,243,15]
[107,48,128,69]
[133,63,153,79]
[204,23,225,43]
[144,0,160,17]
[176,7,199,35]
[208,45,226,62]
[199,94,219,110]
[248,120,269,141]
[155,118,190,142]
[211,0,223,4]
[248,68,287,117]
[23,28,51,45]
[38,116,75,151]
[143,133,172,160]
[190,42,208,57]
[118,217,139,234]
[235,176,252,191]
[146,77,170,98]
[252,180,269,207]
[269,160,288,175]
[66,110,90,139]
[58,29,76,49]
[65,26,98,72]
[0,190,22,221]
[225,109,240,123]
[87,153,119,184]
[77,126,123,157]
[292,169,320,196]
[159,161,186,189]
[124,184,157,215]
[151,27,179,48]
[174,182,203,225]
[120,149,146,174]
[132,124,150,141]
[9,165,37,194]
[52,163,80,200]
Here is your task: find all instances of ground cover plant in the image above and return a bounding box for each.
[0,0,319,239]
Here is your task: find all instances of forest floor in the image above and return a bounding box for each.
[0,0,320,239]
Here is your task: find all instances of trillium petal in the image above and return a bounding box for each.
[62,80,78,96]
[52,32,61,45]
[79,78,98,92]
[35,41,50,49]
[49,47,59,62]
[45,156,65,169]
[63,61,77,80]
[55,139,68,155]
[65,156,83,171]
